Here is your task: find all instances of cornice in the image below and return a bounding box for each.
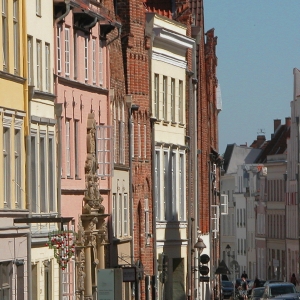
[0,71,26,84]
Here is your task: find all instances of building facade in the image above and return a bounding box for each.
[0,0,29,299]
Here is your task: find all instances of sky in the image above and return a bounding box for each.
[204,0,300,154]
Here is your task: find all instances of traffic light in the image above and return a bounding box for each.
[157,253,168,272]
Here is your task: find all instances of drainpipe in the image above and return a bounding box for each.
[54,2,71,300]
[22,0,32,298]
[106,26,121,46]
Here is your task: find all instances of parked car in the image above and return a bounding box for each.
[248,279,266,295]
[249,287,265,300]
[261,282,297,299]
[264,280,284,287]
[221,280,234,299]
[273,293,300,299]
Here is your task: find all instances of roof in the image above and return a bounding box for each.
[222,144,261,174]
[255,123,290,163]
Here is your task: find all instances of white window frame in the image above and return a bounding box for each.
[131,121,134,159]
[84,37,89,81]
[64,28,70,76]
[99,39,103,85]
[13,0,19,75]
[96,125,113,177]
[45,43,50,91]
[155,149,161,220]
[163,149,168,220]
[3,117,11,208]
[14,126,22,208]
[154,74,159,118]
[178,80,183,123]
[65,120,71,177]
[220,194,229,215]
[123,194,128,236]
[57,25,62,73]
[171,78,175,122]
[179,152,185,221]
[171,150,176,220]
[74,120,80,179]
[112,194,116,236]
[31,131,37,213]
[36,40,42,90]
[27,36,33,85]
[39,132,47,213]
[163,76,167,120]
[2,0,8,71]
[92,38,96,84]
[118,193,122,236]
[48,132,55,212]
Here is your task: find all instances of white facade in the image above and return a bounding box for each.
[26,0,59,298]
[146,13,194,300]
[285,68,300,279]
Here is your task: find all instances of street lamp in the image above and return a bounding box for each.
[194,237,206,254]
[225,244,239,299]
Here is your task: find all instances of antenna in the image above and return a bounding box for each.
[257,128,265,135]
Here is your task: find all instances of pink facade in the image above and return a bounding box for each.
[54,5,111,228]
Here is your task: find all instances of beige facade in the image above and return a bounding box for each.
[146,13,194,300]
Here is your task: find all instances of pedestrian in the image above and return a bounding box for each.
[290,273,299,286]
[241,270,248,279]
[240,275,248,299]
[253,276,260,288]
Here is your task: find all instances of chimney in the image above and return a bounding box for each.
[274,119,281,132]
[285,117,291,127]
[256,135,266,148]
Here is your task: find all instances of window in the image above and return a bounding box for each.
[74,120,79,179]
[57,25,62,73]
[155,149,161,220]
[2,0,8,71]
[36,40,42,90]
[163,76,167,120]
[145,198,149,245]
[96,125,113,177]
[92,38,96,84]
[171,151,176,220]
[31,133,37,212]
[179,153,185,221]
[118,193,122,236]
[113,104,116,163]
[66,120,71,177]
[27,36,33,85]
[112,194,116,236]
[62,260,75,299]
[138,122,141,158]
[3,121,11,208]
[36,0,41,15]
[45,43,50,91]
[48,133,55,212]
[39,133,46,212]
[99,40,103,85]
[0,261,12,299]
[13,0,19,75]
[171,78,175,122]
[163,150,168,220]
[131,121,134,158]
[84,37,88,81]
[73,30,77,79]
[154,74,159,118]
[178,80,183,123]
[144,124,146,159]
[44,261,52,300]
[119,120,125,164]
[14,128,21,208]
[123,194,128,236]
[65,28,70,76]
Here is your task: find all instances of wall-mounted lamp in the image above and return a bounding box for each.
[14,259,25,266]
[226,244,235,259]
[194,236,206,254]
[131,104,139,113]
